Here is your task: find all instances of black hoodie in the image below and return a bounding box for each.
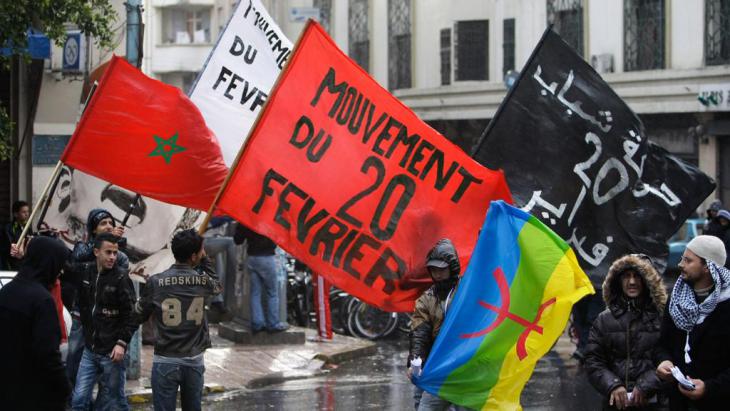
[0,237,71,410]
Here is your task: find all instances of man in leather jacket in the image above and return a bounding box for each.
[70,232,137,410]
[585,254,667,410]
[407,238,465,410]
[135,229,221,411]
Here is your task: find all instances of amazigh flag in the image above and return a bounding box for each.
[61,55,228,211]
[472,29,714,281]
[415,201,593,410]
[215,21,512,312]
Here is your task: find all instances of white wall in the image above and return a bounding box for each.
[669,0,704,70]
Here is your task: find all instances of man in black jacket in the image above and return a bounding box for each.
[135,229,220,411]
[0,200,30,270]
[0,236,71,410]
[70,233,137,411]
[656,235,730,410]
[585,254,667,410]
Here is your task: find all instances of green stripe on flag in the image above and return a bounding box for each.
[438,217,568,409]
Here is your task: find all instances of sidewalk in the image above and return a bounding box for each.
[125,325,376,405]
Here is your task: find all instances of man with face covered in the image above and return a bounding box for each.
[0,236,72,410]
[407,239,467,411]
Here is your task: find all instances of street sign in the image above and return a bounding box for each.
[62,31,86,73]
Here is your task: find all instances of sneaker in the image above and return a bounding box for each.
[268,324,290,333]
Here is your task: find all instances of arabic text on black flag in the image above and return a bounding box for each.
[472,29,715,283]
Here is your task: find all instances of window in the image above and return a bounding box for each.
[706,0,730,65]
[161,8,212,44]
[546,0,584,57]
[388,0,411,90]
[440,28,451,86]
[455,20,489,81]
[503,19,515,77]
[349,0,369,71]
[314,0,332,34]
[624,0,665,71]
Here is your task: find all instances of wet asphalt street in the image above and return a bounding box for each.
[201,336,603,410]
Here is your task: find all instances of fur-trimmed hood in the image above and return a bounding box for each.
[602,254,667,313]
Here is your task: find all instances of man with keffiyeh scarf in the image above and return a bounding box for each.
[656,235,730,410]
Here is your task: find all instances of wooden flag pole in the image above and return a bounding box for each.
[16,160,65,247]
[197,20,311,234]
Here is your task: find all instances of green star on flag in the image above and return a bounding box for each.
[149,133,187,164]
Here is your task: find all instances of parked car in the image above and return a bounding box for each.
[666,218,705,273]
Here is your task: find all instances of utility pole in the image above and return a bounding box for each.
[125,0,144,380]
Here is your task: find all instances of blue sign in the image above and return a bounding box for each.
[33,135,70,165]
[63,31,83,72]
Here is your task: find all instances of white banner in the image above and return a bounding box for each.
[189,0,293,166]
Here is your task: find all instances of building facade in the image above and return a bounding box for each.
[268,0,729,209]
[24,0,730,216]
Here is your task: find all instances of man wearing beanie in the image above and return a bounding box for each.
[656,235,730,410]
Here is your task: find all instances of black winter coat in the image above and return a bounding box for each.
[584,253,668,410]
[585,304,663,398]
[657,296,730,410]
[76,261,137,355]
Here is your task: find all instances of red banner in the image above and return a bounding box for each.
[218,22,512,311]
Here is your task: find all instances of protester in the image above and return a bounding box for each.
[135,229,221,411]
[1,200,31,270]
[63,208,132,387]
[407,238,467,411]
[712,209,730,269]
[70,233,137,411]
[703,200,723,237]
[656,235,730,410]
[585,254,667,410]
[0,237,71,410]
[234,223,288,332]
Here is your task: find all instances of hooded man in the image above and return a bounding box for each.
[585,254,667,410]
[407,239,468,411]
[703,200,723,238]
[656,235,730,410]
[0,237,71,410]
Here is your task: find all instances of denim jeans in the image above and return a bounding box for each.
[204,236,237,305]
[247,255,281,330]
[417,391,469,411]
[71,348,129,411]
[66,316,85,386]
[151,362,205,411]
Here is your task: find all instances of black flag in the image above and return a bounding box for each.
[472,28,715,283]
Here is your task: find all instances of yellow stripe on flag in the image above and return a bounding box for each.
[483,250,593,410]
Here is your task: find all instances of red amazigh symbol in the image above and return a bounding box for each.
[460,267,556,360]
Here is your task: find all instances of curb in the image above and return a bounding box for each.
[126,339,377,404]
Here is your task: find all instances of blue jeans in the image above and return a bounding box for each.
[248,255,281,330]
[417,391,469,411]
[151,362,205,411]
[71,348,129,411]
[66,316,85,386]
[204,236,237,305]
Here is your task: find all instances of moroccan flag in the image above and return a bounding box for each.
[216,21,513,312]
[472,29,714,281]
[415,201,593,410]
[61,55,228,211]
